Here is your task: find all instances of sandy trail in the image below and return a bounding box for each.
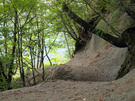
[0,69,135,101]
[0,37,134,101]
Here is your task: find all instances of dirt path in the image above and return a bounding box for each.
[0,69,135,101]
[0,39,134,101]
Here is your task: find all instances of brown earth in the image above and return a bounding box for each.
[1,35,134,101]
[0,69,135,101]
[23,35,128,86]
[1,10,135,100]
[49,35,128,82]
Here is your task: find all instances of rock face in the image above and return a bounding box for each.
[47,34,127,81]
[64,35,128,81]
[25,38,128,85]
[25,1,135,84]
[60,10,134,81]
[24,11,134,85]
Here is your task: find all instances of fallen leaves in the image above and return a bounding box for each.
[73,95,86,101]
[83,98,86,101]
[111,80,115,83]
[97,99,103,101]
[1,97,4,99]
[94,87,99,90]
[73,95,83,100]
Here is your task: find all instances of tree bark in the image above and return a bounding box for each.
[36,16,41,69]
[116,27,135,79]
[62,2,135,79]
[20,32,25,86]
[3,0,8,55]
[60,14,78,41]
[41,36,45,81]
[0,59,8,91]
[62,3,127,48]
[45,46,52,66]
[29,36,36,85]
[64,32,72,59]
[8,9,18,85]
[120,1,135,21]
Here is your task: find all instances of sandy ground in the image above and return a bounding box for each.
[0,45,135,101]
[23,42,128,87]
[0,68,135,101]
[65,44,128,81]
[0,37,134,101]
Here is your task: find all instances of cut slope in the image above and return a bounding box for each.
[24,35,128,87]
[65,35,128,81]
[49,35,128,81]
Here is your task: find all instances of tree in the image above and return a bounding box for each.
[62,0,135,78]
[0,0,75,91]
[0,0,41,89]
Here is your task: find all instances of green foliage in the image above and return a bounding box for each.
[51,53,69,65]
[10,81,23,89]
[0,0,76,91]
[105,0,123,11]
[0,75,8,91]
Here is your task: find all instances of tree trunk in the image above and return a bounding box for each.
[29,36,36,85]
[0,0,8,90]
[20,33,25,86]
[64,32,72,59]
[116,27,135,79]
[62,2,135,79]
[0,59,8,91]
[36,17,41,69]
[41,36,45,81]
[18,31,22,84]
[3,0,8,55]
[62,3,127,48]
[8,9,18,86]
[45,46,52,66]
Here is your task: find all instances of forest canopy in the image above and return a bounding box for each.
[0,0,77,91]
